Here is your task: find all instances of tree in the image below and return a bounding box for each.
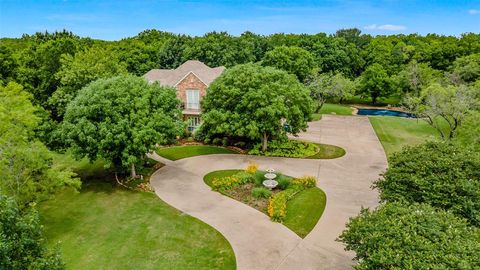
[374,142,480,226]
[404,83,478,139]
[358,63,393,104]
[0,195,65,269]
[338,202,480,269]
[0,83,80,205]
[62,76,183,178]
[0,45,18,84]
[456,111,480,151]
[393,60,441,96]
[48,45,128,120]
[261,45,316,82]
[306,73,355,112]
[200,64,314,151]
[450,53,480,84]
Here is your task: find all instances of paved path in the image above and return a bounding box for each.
[149,115,388,269]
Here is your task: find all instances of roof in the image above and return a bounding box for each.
[144,60,225,87]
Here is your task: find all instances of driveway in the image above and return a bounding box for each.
[149,115,388,270]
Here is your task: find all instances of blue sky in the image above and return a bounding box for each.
[0,0,479,40]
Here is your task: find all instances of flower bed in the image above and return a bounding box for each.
[203,163,326,237]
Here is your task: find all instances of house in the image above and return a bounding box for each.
[144,60,225,131]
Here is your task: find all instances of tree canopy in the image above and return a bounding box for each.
[0,82,80,205]
[199,63,314,151]
[62,75,183,176]
[358,63,394,104]
[374,142,480,226]
[338,202,480,270]
[261,45,316,82]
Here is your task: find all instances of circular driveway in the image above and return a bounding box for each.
[149,115,388,270]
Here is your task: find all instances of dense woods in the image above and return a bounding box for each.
[1,29,479,150]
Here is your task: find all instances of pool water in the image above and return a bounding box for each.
[357,108,414,118]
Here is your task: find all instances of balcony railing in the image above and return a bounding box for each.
[182,103,201,112]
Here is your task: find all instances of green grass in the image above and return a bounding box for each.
[319,103,353,115]
[203,170,326,238]
[156,145,237,161]
[39,182,236,270]
[43,153,235,269]
[369,116,443,157]
[308,143,346,159]
[284,188,326,238]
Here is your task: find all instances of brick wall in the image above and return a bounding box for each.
[176,72,207,105]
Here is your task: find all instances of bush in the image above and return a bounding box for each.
[277,177,291,190]
[249,140,318,158]
[233,171,254,184]
[339,202,480,269]
[252,187,272,199]
[245,162,259,174]
[212,138,222,145]
[374,142,480,226]
[267,187,303,222]
[211,176,240,191]
[292,176,317,188]
[253,171,265,186]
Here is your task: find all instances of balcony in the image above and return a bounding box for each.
[181,103,201,115]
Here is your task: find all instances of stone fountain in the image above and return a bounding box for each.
[263,168,278,190]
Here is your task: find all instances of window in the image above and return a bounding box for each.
[187,116,201,132]
[186,89,200,110]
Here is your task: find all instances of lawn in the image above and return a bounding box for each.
[156,145,237,160]
[284,188,326,238]
[42,154,236,270]
[203,170,326,238]
[369,116,442,157]
[312,103,353,120]
[308,143,346,159]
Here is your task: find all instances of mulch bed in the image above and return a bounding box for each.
[222,183,281,214]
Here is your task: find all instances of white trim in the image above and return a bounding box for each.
[173,71,208,87]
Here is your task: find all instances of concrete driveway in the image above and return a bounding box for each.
[149,115,388,270]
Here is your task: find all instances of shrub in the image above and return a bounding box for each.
[277,177,291,190]
[234,171,254,184]
[212,138,222,145]
[211,176,240,191]
[252,187,272,199]
[253,171,265,186]
[267,187,303,222]
[292,176,317,188]
[245,162,259,174]
[374,142,480,226]
[249,140,319,158]
[339,202,480,269]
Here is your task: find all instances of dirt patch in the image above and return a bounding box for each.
[223,183,281,214]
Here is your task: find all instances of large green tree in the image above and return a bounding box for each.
[358,63,394,104]
[200,64,314,151]
[374,142,480,226]
[450,53,480,84]
[306,72,356,112]
[0,195,65,270]
[48,45,128,120]
[62,76,183,177]
[261,45,316,82]
[0,83,80,205]
[338,202,480,269]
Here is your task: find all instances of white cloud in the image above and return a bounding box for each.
[468,9,480,15]
[364,24,406,31]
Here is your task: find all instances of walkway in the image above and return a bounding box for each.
[149,115,388,269]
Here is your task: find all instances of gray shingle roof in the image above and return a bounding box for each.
[144,60,225,87]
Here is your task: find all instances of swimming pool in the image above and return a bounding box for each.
[357,108,414,118]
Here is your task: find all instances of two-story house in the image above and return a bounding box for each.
[144,60,225,132]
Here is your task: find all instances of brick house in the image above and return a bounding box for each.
[144,60,225,131]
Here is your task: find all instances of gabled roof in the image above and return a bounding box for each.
[144,60,225,87]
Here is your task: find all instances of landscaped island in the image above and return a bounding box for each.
[203,164,326,238]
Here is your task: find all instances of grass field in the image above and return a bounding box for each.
[312,103,353,120]
[308,143,346,159]
[156,145,236,161]
[284,187,326,238]
[369,116,442,157]
[203,170,326,238]
[41,155,236,270]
